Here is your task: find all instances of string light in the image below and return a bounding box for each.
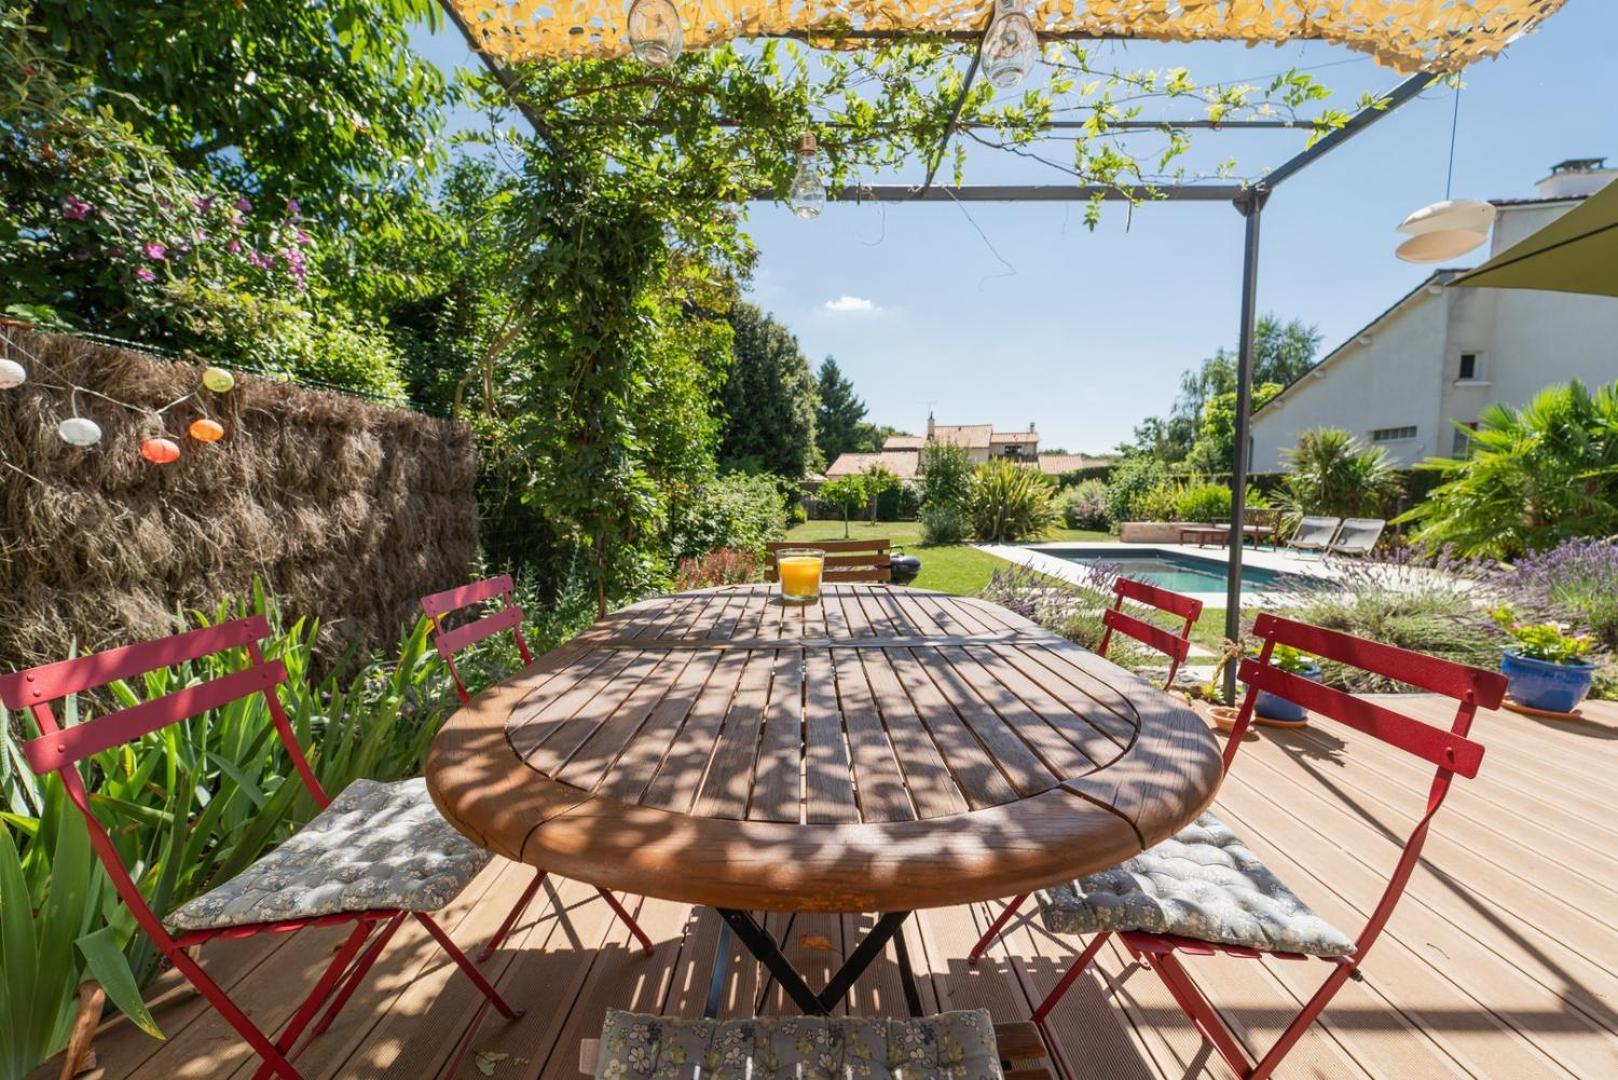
[189,418,225,442]
[140,436,181,464]
[982,0,1040,90]
[202,366,236,393]
[789,134,826,219]
[627,0,682,65]
[58,416,103,446]
[0,357,25,389]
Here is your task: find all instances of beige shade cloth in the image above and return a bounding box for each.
[1450,178,1618,299]
[446,0,1564,70]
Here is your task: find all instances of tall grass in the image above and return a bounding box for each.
[0,584,471,1079]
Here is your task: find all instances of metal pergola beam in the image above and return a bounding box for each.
[829,183,1251,202]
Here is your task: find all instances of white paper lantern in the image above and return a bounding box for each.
[1396,229,1489,264]
[0,358,25,389]
[58,416,103,447]
[1397,198,1497,237]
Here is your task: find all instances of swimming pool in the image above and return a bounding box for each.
[1028,546,1289,594]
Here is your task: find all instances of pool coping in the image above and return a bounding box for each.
[976,540,1341,607]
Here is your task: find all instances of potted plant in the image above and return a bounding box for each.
[1492,606,1598,714]
[1246,643,1323,726]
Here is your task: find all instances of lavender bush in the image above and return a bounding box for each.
[1499,538,1618,651]
[978,562,1170,675]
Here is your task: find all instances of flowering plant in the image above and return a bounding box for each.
[1490,606,1597,666]
[1496,538,1618,652]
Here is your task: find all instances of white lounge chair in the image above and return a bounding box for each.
[1330,517,1386,556]
[1287,516,1341,553]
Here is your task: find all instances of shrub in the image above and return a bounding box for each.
[1399,380,1618,557]
[667,472,787,560]
[1277,550,1504,693]
[1060,479,1109,530]
[1174,480,1232,523]
[1133,476,1184,522]
[967,459,1058,542]
[1498,538,1618,650]
[1281,428,1403,521]
[919,504,970,545]
[672,548,764,589]
[1103,456,1170,526]
[919,441,973,510]
[976,563,1164,675]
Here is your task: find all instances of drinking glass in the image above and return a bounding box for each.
[776,548,825,604]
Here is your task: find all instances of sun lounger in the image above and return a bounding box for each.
[1329,517,1386,556]
[1287,515,1341,553]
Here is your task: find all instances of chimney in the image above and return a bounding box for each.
[926,411,935,440]
[1028,422,1035,433]
[1536,158,1617,200]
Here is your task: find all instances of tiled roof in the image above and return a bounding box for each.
[824,451,920,480]
[882,435,926,450]
[1037,454,1089,475]
[932,424,993,449]
[990,432,1036,444]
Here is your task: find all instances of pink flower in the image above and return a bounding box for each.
[285,198,301,217]
[61,195,92,221]
[144,241,167,261]
[135,267,156,283]
[294,228,312,247]
[235,196,253,213]
[193,195,216,213]
[226,238,241,254]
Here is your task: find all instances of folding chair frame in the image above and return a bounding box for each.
[0,616,524,1080]
[965,578,1202,968]
[1015,613,1506,1080]
[419,576,654,962]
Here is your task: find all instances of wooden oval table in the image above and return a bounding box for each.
[427,583,1222,1015]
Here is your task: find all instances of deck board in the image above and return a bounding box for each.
[48,696,1618,1080]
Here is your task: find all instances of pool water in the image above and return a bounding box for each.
[1030,546,1286,594]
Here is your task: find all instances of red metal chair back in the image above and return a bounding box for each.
[0,616,323,955]
[1226,612,1505,959]
[419,574,532,704]
[1096,577,1203,688]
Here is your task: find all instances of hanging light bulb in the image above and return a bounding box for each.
[141,436,181,464]
[789,134,826,220]
[627,0,682,66]
[189,418,225,442]
[1394,198,1496,263]
[201,366,236,393]
[0,357,25,389]
[58,416,103,447]
[982,0,1040,90]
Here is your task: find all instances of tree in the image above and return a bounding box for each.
[1184,382,1283,474]
[819,475,868,538]
[815,356,868,462]
[919,441,973,510]
[860,465,900,523]
[718,303,820,477]
[1398,380,1618,557]
[1280,429,1402,522]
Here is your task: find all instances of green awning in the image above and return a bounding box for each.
[1451,180,1618,297]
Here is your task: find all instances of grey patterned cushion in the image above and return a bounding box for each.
[163,778,493,931]
[1038,813,1355,957]
[594,1009,1003,1080]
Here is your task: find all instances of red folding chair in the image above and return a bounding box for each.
[0,615,524,1080]
[965,576,1202,966]
[420,575,653,961]
[1013,613,1506,1080]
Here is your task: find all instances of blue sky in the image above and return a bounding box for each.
[412,3,1614,454]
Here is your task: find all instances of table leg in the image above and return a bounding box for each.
[712,909,921,1017]
[704,921,733,1019]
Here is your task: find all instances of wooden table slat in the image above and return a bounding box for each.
[750,650,808,823]
[803,652,860,825]
[640,650,750,813]
[831,648,921,824]
[691,651,775,819]
[902,648,1059,798]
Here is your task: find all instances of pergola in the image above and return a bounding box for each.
[443,0,1565,693]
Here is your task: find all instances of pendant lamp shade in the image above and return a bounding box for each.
[1397,198,1497,237]
[1396,228,1490,264]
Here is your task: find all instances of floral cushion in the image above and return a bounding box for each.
[593,1009,1003,1080]
[1037,813,1355,957]
[163,778,493,931]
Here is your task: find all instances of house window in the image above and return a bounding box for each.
[1370,426,1418,443]
[1451,421,1479,457]
[1457,352,1484,381]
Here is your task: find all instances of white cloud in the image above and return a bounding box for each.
[822,295,880,314]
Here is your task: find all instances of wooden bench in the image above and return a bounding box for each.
[766,538,892,584]
[579,1020,1053,1079]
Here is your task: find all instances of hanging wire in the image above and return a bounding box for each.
[1444,84,1462,201]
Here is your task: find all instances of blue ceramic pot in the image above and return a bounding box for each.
[1247,664,1322,723]
[1501,649,1596,714]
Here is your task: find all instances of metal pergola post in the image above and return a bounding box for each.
[1223,187,1266,702]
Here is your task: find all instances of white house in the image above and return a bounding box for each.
[1250,158,1618,470]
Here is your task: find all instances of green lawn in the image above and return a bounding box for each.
[782,519,1109,597]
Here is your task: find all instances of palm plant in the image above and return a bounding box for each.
[1398,380,1618,558]
[967,459,1058,542]
[1280,428,1402,522]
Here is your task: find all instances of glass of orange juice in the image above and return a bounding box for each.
[776,548,825,604]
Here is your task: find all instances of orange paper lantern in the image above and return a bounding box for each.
[189,418,225,442]
[140,437,181,464]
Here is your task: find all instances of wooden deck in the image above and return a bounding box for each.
[50,696,1618,1079]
